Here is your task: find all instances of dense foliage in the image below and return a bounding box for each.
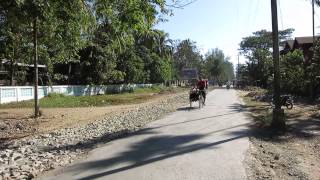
[0,0,234,86]
[238,29,294,88]
[310,39,320,97]
[280,50,306,95]
[172,40,234,83]
[204,48,234,83]
[238,28,320,97]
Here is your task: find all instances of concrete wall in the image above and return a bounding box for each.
[0,84,153,104]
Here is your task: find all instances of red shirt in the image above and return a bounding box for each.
[197,80,206,90]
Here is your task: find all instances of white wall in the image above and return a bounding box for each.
[0,84,153,104]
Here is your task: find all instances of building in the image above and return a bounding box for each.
[281,36,319,63]
[0,59,48,86]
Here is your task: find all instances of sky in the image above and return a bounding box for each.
[156,0,320,66]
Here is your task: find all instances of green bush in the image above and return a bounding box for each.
[280,50,307,95]
[47,93,66,98]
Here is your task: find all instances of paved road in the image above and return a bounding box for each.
[41,89,251,180]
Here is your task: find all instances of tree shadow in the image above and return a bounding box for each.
[286,118,320,138]
[43,127,159,153]
[229,102,320,142]
[43,110,248,154]
[151,112,245,130]
[60,128,249,180]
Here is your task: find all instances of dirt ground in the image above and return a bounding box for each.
[240,91,320,180]
[0,92,181,143]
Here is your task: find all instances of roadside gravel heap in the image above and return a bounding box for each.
[0,92,188,180]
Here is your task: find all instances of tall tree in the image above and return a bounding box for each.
[204,48,234,83]
[173,39,203,78]
[280,50,306,95]
[239,29,294,88]
[0,0,94,116]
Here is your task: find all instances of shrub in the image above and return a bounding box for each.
[47,93,66,98]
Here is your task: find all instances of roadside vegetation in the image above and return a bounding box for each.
[238,29,320,99]
[238,88,320,180]
[0,1,234,87]
[0,86,185,109]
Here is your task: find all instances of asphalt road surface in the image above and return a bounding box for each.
[41,89,251,180]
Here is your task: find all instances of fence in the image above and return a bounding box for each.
[0,84,153,104]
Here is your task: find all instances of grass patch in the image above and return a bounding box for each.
[0,86,185,109]
[240,91,273,126]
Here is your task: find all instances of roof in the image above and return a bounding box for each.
[295,36,320,44]
[1,59,47,68]
[286,40,294,49]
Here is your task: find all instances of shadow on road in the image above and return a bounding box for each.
[43,110,246,154]
[176,107,198,111]
[65,128,249,180]
[152,111,245,130]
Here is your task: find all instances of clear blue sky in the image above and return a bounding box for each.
[156,0,319,66]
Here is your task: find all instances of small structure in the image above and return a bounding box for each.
[181,68,199,86]
[0,59,48,86]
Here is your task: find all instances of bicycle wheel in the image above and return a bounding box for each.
[199,95,203,109]
[286,102,293,109]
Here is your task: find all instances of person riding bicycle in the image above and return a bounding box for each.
[197,77,207,104]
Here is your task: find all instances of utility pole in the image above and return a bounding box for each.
[237,54,240,88]
[311,0,316,101]
[33,17,39,117]
[313,0,315,44]
[271,0,285,130]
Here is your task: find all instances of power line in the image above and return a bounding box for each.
[245,0,255,34]
[278,0,284,30]
[251,0,260,29]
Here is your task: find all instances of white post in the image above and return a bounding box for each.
[16,87,19,102]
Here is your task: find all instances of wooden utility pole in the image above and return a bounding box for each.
[271,0,285,130]
[237,54,240,88]
[311,0,315,101]
[33,17,39,117]
[313,0,315,44]
[237,54,240,79]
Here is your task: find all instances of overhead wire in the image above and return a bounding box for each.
[251,0,260,31]
[278,0,284,30]
[245,0,254,35]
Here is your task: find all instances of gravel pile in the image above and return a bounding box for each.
[0,93,188,180]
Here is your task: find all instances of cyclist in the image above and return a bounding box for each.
[197,77,207,104]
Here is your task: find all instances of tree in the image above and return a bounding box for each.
[310,39,320,98]
[280,50,306,95]
[173,39,203,78]
[133,29,173,83]
[236,64,249,86]
[0,0,94,116]
[73,0,173,84]
[204,48,234,83]
[239,29,294,88]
